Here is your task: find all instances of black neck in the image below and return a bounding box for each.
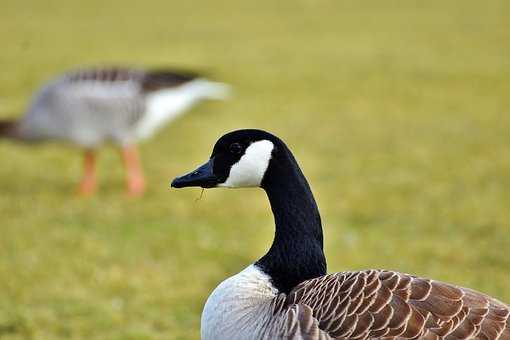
[256,146,326,294]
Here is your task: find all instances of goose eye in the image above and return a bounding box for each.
[229,143,243,155]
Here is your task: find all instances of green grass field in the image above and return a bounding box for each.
[1,0,509,338]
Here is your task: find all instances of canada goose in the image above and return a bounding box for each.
[171,129,510,340]
[0,67,229,196]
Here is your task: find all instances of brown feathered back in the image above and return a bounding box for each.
[273,270,510,339]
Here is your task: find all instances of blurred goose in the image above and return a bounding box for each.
[171,129,510,340]
[0,67,230,196]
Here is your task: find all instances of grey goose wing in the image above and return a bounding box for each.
[140,69,201,92]
[58,68,147,128]
[65,67,202,93]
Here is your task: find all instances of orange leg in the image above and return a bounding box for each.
[78,150,97,196]
[121,145,145,197]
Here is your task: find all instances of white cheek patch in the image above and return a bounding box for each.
[219,140,274,188]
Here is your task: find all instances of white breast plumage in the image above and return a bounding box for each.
[201,265,278,340]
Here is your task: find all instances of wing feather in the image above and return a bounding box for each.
[274,270,510,339]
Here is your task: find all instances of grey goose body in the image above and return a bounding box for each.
[13,67,229,146]
[1,67,230,195]
[171,129,509,340]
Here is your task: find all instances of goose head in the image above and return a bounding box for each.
[171,129,279,189]
[171,129,326,294]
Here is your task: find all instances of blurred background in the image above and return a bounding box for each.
[1,0,509,338]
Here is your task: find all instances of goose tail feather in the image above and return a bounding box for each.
[193,80,232,100]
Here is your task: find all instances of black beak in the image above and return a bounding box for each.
[171,159,219,188]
